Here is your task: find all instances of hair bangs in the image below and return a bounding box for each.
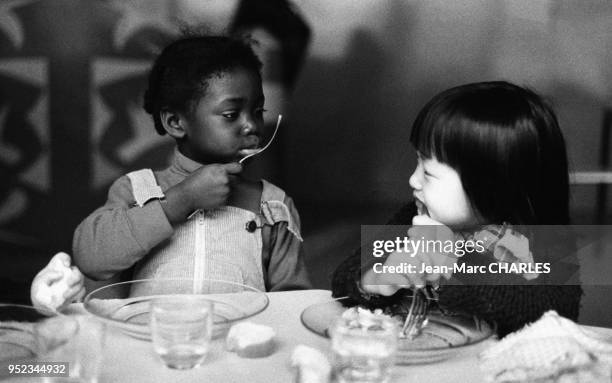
[408,81,569,224]
[410,103,490,166]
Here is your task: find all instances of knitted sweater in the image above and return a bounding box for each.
[73,150,311,292]
[331,203,582,337]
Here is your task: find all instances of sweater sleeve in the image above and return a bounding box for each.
[331,203,417,308]
[330,202,583,337]
[72,175,174,280]
[263,196,311,291]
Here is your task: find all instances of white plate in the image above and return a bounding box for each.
[301,297,495,364]
[84,278,269,340]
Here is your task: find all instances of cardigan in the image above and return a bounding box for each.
[73,150,311,292]
[331,203,582,337]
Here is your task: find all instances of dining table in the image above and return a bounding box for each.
[62,289,611,383]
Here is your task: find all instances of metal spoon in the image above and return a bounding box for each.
[239,114,282,164]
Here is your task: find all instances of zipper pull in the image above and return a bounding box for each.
[187,209,205,224]
[198,210,204,224]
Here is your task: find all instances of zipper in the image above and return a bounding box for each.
[193,209,205,293]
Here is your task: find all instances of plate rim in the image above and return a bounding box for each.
[83,278,270,338]
[300,296,496,352]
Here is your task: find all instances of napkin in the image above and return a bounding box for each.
[291,345,331,383]
[480,311,612,382]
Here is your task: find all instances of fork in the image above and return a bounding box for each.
[400,288,430,339]
[239,114,282,164]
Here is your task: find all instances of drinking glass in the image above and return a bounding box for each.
[330,313,398,383]
[150,296,213,369]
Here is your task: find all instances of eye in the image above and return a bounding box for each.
[422,162,435,178]
[222,111,239,120]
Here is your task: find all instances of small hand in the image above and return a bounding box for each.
[361,215,456,296]
[361,251,422,296]
[162,163,243,223]
[185,162,243,210]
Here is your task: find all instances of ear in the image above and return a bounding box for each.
[160,108,186,139]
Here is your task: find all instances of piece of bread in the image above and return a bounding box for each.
[225,322,276,358]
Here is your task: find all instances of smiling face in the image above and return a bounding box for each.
[409,152,480,229]
[177,67,265,164]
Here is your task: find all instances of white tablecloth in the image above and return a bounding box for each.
[70,289,611,383]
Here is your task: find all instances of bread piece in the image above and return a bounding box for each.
[225,322,276,358]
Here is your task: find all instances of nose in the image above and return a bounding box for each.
[409,163,423,190]
[241,115,259,136]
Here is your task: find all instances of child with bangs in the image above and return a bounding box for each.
[332,81,582,337]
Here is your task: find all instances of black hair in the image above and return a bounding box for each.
[410,81,569,225]
[143,35,262,135]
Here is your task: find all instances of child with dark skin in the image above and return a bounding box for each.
[73,36,309,292]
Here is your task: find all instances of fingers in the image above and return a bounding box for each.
[363,254,427,292]
[227,174,240,187]
[361,269,407,296]
[365,284,403,296]
[223,162,243,175]
[414,253,435,284]
[412,214,443,226]
[220,163,242,187]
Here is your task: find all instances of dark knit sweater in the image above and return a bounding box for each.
[330,203,582,337]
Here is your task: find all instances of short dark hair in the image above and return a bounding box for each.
[143,35,262,135]
[410,81,569,225]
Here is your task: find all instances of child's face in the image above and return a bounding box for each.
[409,152,480,229]
[179,67,264,164]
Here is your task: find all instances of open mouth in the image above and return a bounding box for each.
[415,199,429,216]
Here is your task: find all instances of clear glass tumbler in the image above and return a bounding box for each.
[150,296,213,370]
[330,313,398,383]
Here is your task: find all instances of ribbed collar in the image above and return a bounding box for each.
[170,148,203,175]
